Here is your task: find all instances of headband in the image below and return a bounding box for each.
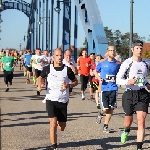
[132,42,143,48]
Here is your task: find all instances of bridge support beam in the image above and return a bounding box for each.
[62,0,70,52]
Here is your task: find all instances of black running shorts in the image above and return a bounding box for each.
[92,81,99,91]
[122,88,149,116]
[4,71,13,84]
[25,66,32,72]
[46,100,67,122]
[35,69,42,78]
[100,90,117,110]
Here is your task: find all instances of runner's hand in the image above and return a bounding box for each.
[127,78,136,85]
[62,82,69,89]
[146,84,150,90]
[99,78,103,84]
[85,63,89,67]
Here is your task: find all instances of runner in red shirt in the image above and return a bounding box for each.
[77,49,92,100]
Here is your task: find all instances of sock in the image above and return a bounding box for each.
[124,128,130,133]
[82,94,85,98]
[104,124,108,128]
[137,142,143,150]
[52,143,57,149]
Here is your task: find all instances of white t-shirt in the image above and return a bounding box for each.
[34,55,44,70]
[43,56,51,66]
[116,57,149,90]
[63,58,76,68]
[115,55,122,62]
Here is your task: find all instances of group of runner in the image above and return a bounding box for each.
[0,40,150,150]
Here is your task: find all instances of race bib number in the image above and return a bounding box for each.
[6,62,11,67]
[106,74,116,82]
[134,76,145,86]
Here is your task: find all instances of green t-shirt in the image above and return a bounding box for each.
[2,56,14,71]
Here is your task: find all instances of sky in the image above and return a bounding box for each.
[0,0,150,50]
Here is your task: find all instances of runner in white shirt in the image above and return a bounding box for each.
[63,49,77,95]
[37,48,78,150]
[116,40,150,150]
[43,50,52,66]
[34,48,47,95]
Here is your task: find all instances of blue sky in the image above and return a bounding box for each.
[0,0,150,50]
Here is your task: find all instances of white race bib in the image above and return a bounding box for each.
[106,74,116,82]
[134,76,145,86]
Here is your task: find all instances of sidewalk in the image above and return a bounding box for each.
[0,67,150,150]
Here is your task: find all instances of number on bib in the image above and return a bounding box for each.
[134,76,145,86]
[106,74,116,82]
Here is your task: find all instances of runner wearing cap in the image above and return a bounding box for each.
[116,40,150,150]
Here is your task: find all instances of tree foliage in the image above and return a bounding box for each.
[82,26,146,58]
[142,50,150,59]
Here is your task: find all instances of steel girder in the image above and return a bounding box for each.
[1,0,31,50]
[74,0,108,57]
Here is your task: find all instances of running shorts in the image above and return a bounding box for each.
[4,71,13,84]
[122,88,149,116]
[92,81,99,91]
[25,66,32,72]
[35,69,42,78]
[100,90,117,110]
[46,100,67,122]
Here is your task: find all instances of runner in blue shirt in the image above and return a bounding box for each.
[24,50,32,84]
[94,46,120,133]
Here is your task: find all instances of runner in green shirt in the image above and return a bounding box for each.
[1,49,15,92]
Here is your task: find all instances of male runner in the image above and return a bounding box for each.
[116,40,150,150]
[24,50,32,84]
[63,49,77,95]
[1,49,15,92]
[94,46,120,133]
[34,48,45,95]
[38,48,78,150]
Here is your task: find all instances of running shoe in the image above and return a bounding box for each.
[103,126,110,133]
[82,97,85,100]
[90,95,94,99]
[97,104,100,109]
[96,111,103,124]
[37,91,40,96]
[5,88,9,92]
[9,81,12,85]
[121,130,129,144]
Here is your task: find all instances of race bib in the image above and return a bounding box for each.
[6,62,11,67]
[134,76,145,86]
[106,74,116,82]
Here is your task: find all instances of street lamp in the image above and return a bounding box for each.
[54,0,71,50]
[54,0,61,48]
[129,0,134,57]
[0,13,3,23]
[0,1,3,10]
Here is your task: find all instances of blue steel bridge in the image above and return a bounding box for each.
[0,0,108,61]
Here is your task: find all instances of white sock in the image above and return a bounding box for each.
[99,93,101,103]
[82,94,85,98]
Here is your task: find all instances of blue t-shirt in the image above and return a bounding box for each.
[96,59,120,91]
[24,54,32,66]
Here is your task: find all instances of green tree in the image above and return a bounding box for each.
[104,26,115,45]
